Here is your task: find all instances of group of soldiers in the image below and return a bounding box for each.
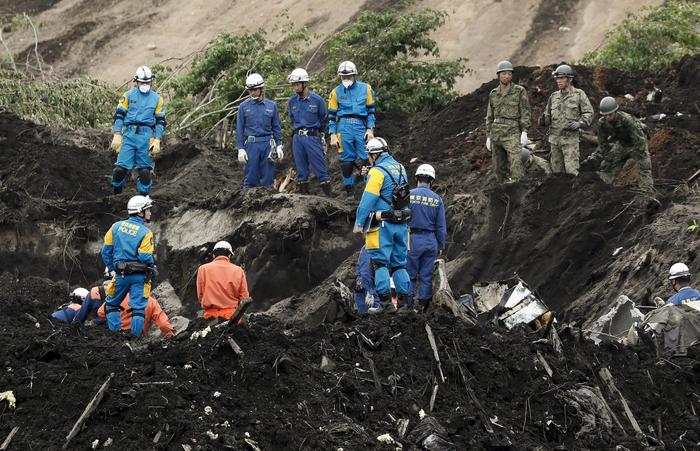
[487,61,654,192]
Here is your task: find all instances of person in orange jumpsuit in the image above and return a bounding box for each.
[97,295,174,338]
[196,241,249,319]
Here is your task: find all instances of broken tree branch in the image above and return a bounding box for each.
[536,351,553,378]
[425,323,446,383]
[227,337,244,356]
[429,383,439,413]
[63,373,113,449]
[365,355,382,393]
[457,363,494,434]
[599,367,643,435]
[0,426,19,451]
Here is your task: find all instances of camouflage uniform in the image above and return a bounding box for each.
[524,154,551,178]
[543,87,593,175]
[594,111,653,192]
[486,83,530,182]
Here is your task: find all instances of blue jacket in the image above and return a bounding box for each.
[409,187,447,250]
[666,287,700,305]
[101,216,154,272]
[288,91,327,133]
[236,97,282,149]
[355,153,407,229]
[327,81,376,134]
[113,88,167,138]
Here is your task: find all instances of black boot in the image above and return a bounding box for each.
[320,182,331,197]
[298,182,310,195]
[397,293,414,313]
[344,184,354,198]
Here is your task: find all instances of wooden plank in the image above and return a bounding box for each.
[457,363,493,434]
[227,337,244,356]
[63,373,114,449]
[0,426,19,450]
[536,351,553,378]
[429,383,439,413]
[425,323,446,383]
[599,368,643,435]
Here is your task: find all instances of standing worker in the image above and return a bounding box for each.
[111,66,167,195]
[101,195,157,336]
[236,73,284,188]
[328,61,377,197]
[585,96,654,192]
[353,138,412,311]
[407,164,447,313]
[196,241,249,320]
[485,60,531,182]
[287,68,331,196]
[540,64,593,175]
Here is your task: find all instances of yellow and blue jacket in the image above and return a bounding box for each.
[101,216,154,272]
[113,88,167,139]
[328,81,376,134]
[355,153,407,229]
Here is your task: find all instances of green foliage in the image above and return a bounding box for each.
[580,0,700,71]
[688,219,698,233]
[0,71,115,128]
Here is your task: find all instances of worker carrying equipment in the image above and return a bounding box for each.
[111,66,166,195]
[196,240,250,320]
[101,195,156,336]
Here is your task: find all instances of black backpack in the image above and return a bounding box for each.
[375,165,410,210]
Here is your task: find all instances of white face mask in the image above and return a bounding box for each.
[138,84,151,94]
[342,79,353,89]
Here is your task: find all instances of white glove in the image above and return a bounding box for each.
[276,145,284,160]
[237,148,248,163]
[486,137,491,151]
[520,131,529,146]
[364,292,374,307]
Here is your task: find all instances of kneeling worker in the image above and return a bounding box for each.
[97,294,174,338]
[196,241,249,319]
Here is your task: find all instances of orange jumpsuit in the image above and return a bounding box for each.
[196,256,249,319]
[97,295,174,337]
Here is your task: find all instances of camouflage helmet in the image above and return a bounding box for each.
[599,96,619,115]
[552,64,574,78]
[520,148,531,165]
[496,60,514,74]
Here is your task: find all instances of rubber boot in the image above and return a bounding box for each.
[397,293,414,313]
[320,182,331,197]
[369,292,396,314]
[130,309,146,336]
[298,182,310,195]
[418,298,431,313]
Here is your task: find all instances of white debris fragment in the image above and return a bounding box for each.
[103,437,113,447]
[220,420,230,428]
[612,247,623,257]
[245,432,251,438]
[91,439,100,449]
[206,430,219,440]
[0,391,16,408]
[213,391,221,398]
[558,26,571,32]
[183,363,193,369]
[624,94,635,101]
[676,112,683,116]
[204,406,213,415]
[377,434,396,444]
[418,409,426,419]
[190,326,212,341]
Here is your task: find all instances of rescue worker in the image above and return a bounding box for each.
[111,66,166,195]
[485,60,531,182]
[520,148,552,178]
[50,288,91,324]
[354,245,380,313]
[328,61,377,197]
[196,241,249,319]
[287,68,331,196]
[539,64,593,175]
[407,164,446,313]
[236,73,284,188]
[666,263,700,306]
[73,269,113,325]
[101,195,156,336]
[353,137,412,311]
[586,97,654,192]
[97,294,174,338]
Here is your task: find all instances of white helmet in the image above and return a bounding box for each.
[71,287,89,300]
[288,68,310,83]
[127,195,153,215]
[416,164,436,180]
[245,73,265,89]
[366,137,388,154]
[213,240,233,253]
[337,61,358,76]
[134,66,154,83]
[669,262,691,280]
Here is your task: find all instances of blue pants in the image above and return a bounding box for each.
[293,135,330,183]
[244,140,275,188]
[113,128,154,193]
[337,119,368,186]
[366,222,410,297]
[407,232,438,301]
[105,273,149,336]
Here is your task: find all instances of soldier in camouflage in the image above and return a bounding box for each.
[539,64,593,176]
[520,148,551,178]
[485,60,531,182]
[586,97,653,192]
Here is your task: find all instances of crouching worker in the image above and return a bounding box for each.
[196,241,249,319]
[72,268,114,325]
[666,263,700,306]
[97,294,174,338]
[101,195,157,336]
[51,288,91,324]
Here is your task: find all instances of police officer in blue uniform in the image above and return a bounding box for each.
[407,164,447,312]
[287,68,331,196]
[111,66,167,195]
[328,61,377,197]
[101,195,156,336]
[354,246,380,313]
[353,138,412,312]
[236,73,284,188]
